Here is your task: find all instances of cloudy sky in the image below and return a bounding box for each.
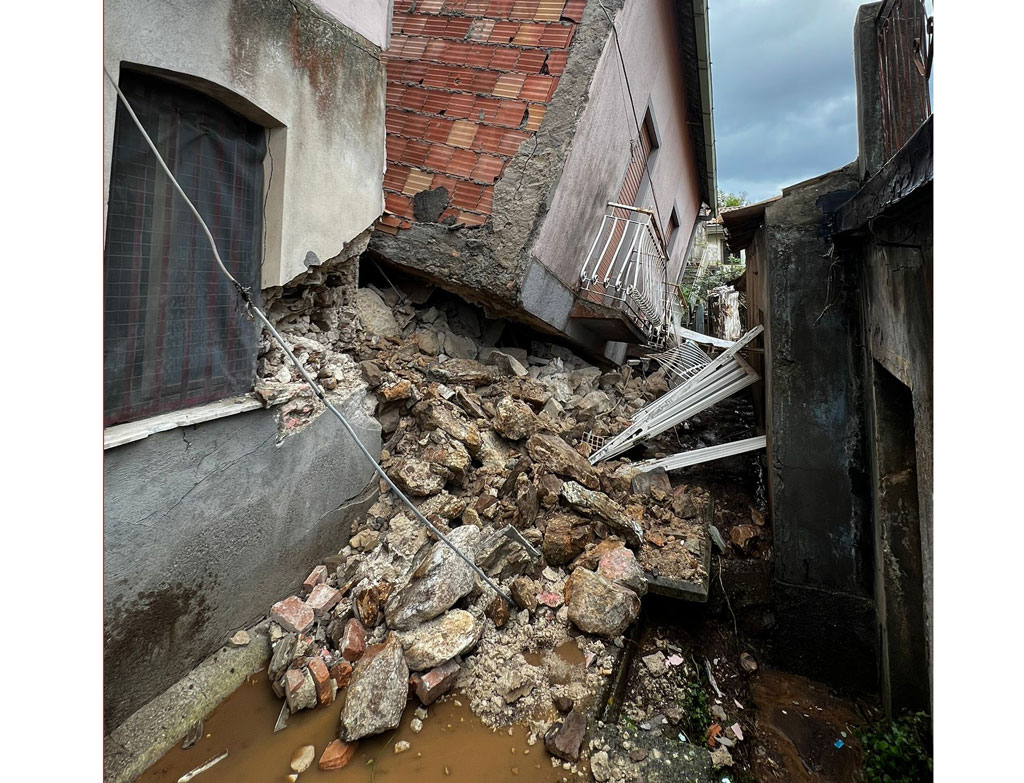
[708,0,865,203]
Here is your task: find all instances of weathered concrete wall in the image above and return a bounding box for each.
[104,0,387,288]
[532,0,703,288]
[103,389,380,729]
[853,188,933,713]
[763,164,879,691]
[313,0,393,50]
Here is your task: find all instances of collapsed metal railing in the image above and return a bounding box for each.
[589,325,764,464]
[579,202,670,345]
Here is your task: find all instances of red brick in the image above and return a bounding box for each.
[467,18,495,42]
[422,91,452,115]
[511,0,540,19]
[488,48,519,71]
[425,145,456,171]
[488,0,516,15]
[307,657,335,705]
[464,44,494,68]
[383,164,411,191]
[495,100,527,127]
[521,74,557,102]
[496,128,531,155]
[561,0,585,23]
[471,154,506,182]
[431,173,461,193]
[402,139,429,166]
[422,17,448,37]
[524,103,547,131]
[341,618,367,662]
[470,71,501,93]
[536,0,566,22]
[493,73,526,98]
[444,93,478,119]
[490,21,520,43]
[539,23,573,48]
[448,148,479,177]
[458,211,488,226]
[423,40,447,61]
[452,182,485,209]
[302,565,327,594]
[307,583,342,617]
[374,222,399,236]
[516,49,547,73]
[473,96,502,122]
[386,135,408,159]
[319,740,359,771]
[446,18,473,38]
[425,118,456,143]
[513,22,545,46]
[271,596,314,634]
[411,659,461,705]
[476,186,495,213]
[544,50,568,75]
[329,659,353,688]
[384,193,414,219]
[473,125,506,154]
[419,0,444,12]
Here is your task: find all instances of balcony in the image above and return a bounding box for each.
[575,203,675,348]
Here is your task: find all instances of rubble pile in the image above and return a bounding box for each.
[255,283,713,773]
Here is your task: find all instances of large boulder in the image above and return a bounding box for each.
[560,481,644,548]
[493,396,539,441]
[387,457,448,497]
[597,546,648,596]
[339,633,409,741]
[397,609,483,670]
[414,400,482,454]
[527,433,600,490]
[541,513,594,566]
[384,525,481,630]
[565,567,640,637]
[353,288,400,337]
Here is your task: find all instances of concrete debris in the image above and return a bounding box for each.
[289,745,315,773]
[256,286,724,765]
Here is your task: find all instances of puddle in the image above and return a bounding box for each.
[523,640,585,685]
[137,671,568,783]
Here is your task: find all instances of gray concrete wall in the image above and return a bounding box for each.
[103,389,380,729]
[763,164,879,692]
[313,0,393,49]
[855,190,933,713]
[532,0,704,288]
[104,0,387,288]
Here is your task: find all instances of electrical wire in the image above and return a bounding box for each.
[104,67,513,607]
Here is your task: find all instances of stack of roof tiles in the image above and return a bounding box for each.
[377,0,587,233]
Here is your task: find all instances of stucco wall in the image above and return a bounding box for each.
[104,0,387,288]
[103,389,381,729]
[313,0,393,50]
[532,0,703,288]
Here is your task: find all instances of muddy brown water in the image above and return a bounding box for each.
[137,671,570,783]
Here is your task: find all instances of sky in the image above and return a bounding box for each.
[708,0,866,203]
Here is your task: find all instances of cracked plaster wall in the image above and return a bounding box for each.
[103,389,380,730]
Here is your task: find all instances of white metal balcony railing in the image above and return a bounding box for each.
[578,203,670,346]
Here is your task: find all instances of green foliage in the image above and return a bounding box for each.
[692,265,742,303]
[717,189,749,210]
[859,711,933,783]
[681,679,711,739]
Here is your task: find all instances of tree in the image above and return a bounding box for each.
[717,189,749,210]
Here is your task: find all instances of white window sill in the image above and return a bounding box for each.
[104,395,265,450]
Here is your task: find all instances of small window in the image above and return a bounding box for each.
[104,71,266,426]
[666,208,680,251]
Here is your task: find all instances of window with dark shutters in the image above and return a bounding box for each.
[103,71,266,427]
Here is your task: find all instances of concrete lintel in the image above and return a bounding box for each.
[104,395,264,450]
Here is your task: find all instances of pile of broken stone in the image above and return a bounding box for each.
[257,286,712,776]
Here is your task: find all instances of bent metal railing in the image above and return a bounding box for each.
[579,202,670,346]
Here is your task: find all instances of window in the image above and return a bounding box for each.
[666,208,680,253]
[104,71,266,427]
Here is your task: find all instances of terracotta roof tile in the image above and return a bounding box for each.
[384,192,414,219]
[448,148,479,178]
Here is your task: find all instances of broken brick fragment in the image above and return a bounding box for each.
[319,739,358,770]
[271,596,315,634]
[302,565,328,594]
[410,658,460,705]
[307,583,342,617]
[341,618,367,662]
[307,657,335,705]
[330,659,353,688]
